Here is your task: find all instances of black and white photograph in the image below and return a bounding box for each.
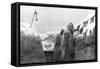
[19,4,97,64]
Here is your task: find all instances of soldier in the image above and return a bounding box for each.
[54,29,64,62]
[61,23,75,61]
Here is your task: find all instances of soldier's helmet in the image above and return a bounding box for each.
[67,23,74,34]
[60,29,64,36]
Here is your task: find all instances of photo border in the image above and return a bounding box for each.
[11,2,98,67]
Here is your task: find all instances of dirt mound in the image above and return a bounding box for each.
[20,35,46,64]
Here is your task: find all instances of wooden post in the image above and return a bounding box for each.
[30,9,38,28]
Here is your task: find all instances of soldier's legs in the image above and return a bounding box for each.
[69,52,75,61]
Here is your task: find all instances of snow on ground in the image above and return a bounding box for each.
[41,41,55,51]
[40,32,58,51]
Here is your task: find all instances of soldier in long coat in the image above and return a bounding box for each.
[54,29,64,62]
[61,23,75,61]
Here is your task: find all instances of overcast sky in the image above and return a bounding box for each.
[20,6,95,34]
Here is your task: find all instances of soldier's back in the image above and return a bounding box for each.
[63,30,75,61]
